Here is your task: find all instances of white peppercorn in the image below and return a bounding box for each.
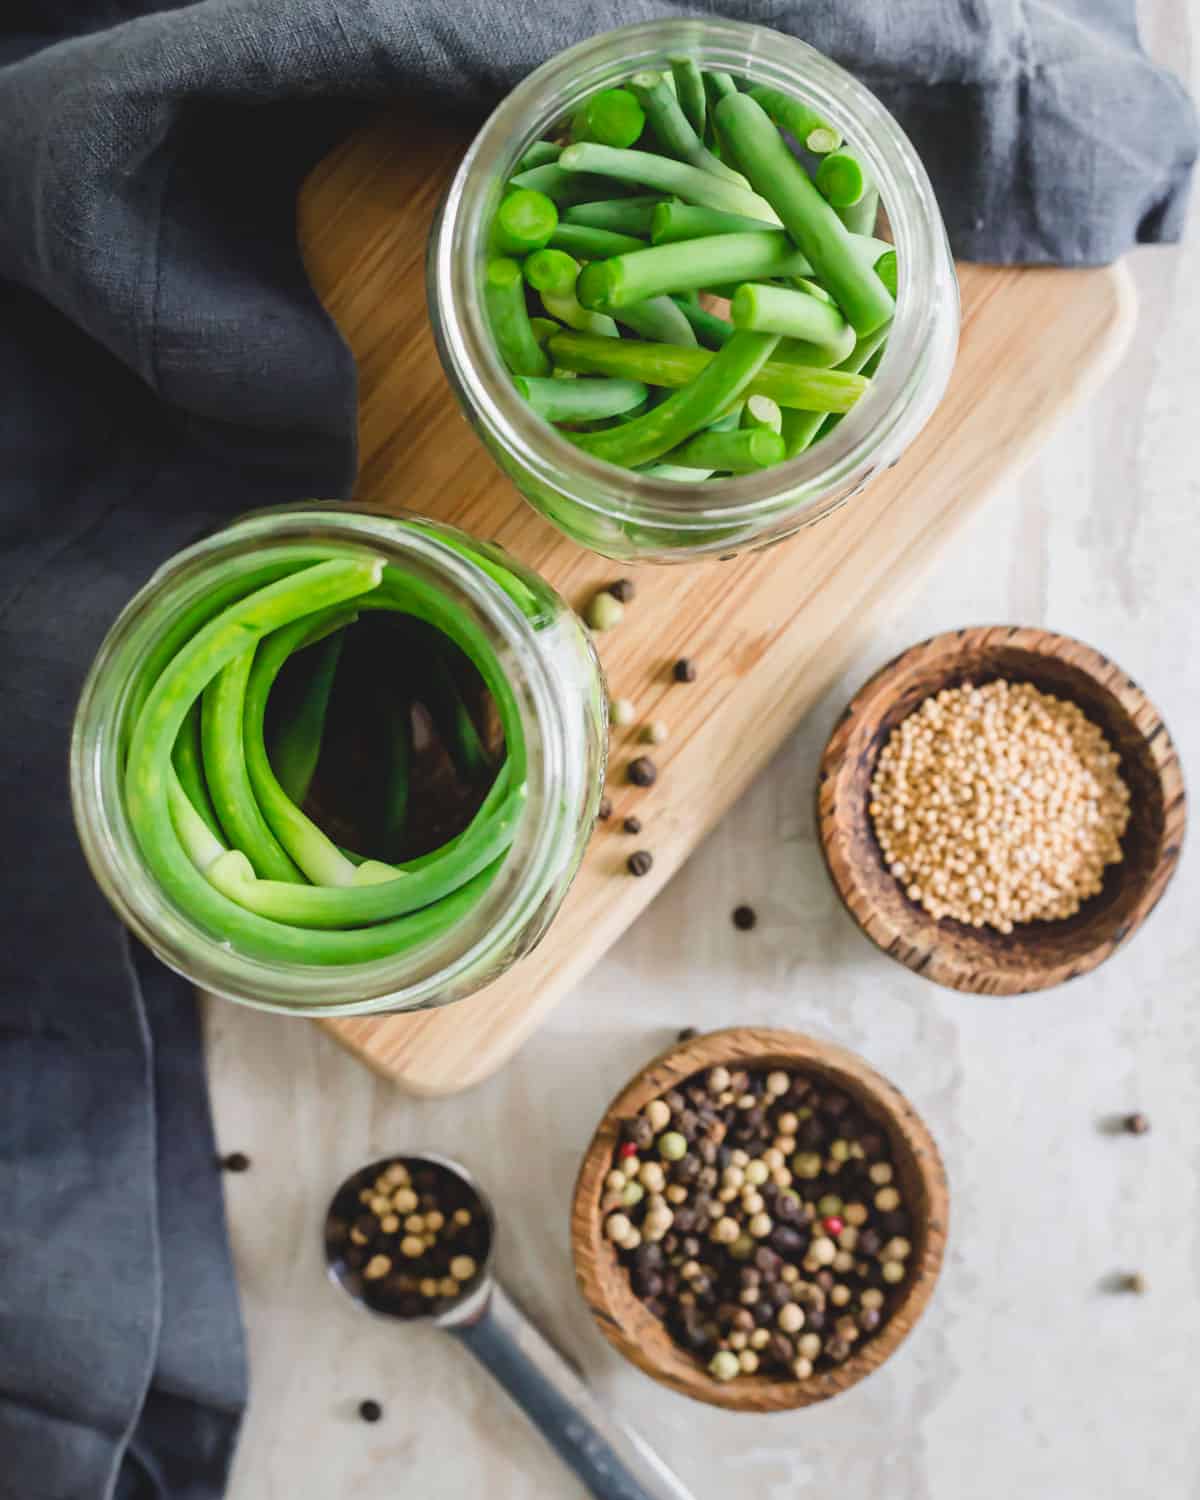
[810,1236,837,1266]
[709,1350,740,1381]
[638,1161,665,1193]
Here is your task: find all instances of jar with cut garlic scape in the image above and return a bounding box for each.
[71,505,606,1017]
[428,18,959,562]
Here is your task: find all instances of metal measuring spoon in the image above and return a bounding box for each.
[325,1153,696,1500]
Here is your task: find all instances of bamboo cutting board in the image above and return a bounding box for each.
[297,113,1136,1096]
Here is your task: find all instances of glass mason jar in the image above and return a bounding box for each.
[428,18,959,563]
[71,506,607,1017]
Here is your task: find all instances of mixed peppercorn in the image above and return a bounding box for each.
[325,1157,490,1319]
[601,1063,915,1382]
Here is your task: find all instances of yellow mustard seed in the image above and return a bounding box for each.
[869,679,1129,933]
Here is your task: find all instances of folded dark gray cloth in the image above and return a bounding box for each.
[0,3,1193,1498]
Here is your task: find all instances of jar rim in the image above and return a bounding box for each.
[431,17,958,535]
[70,505,590,1016]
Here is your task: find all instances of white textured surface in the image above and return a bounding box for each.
[215,21,1199,1499]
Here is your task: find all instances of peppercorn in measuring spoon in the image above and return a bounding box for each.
[324,1154,696,1500]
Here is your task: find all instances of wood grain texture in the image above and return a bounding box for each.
[817,626,1187,993]
[297,111,1136,1093]
[570,1027,947,1412]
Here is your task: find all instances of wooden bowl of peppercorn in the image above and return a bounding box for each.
[817,625,1186,995]
[571,1026,948,1412]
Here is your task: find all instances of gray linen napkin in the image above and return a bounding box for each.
[0,4,1193,1498]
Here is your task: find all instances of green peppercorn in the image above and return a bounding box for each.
[658,1131,687,1161]
[586,591,624,631]
[622,1180,645,1208]
[708,1350,740,1382]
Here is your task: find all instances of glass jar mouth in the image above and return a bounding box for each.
[70,505,582,1016]
[432,17,955,533]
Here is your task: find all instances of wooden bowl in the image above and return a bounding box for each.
[817,625,1186,994]
[571,1026,947,1412]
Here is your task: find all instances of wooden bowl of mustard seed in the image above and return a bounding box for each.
[571,1026,948,1413]
[817,625,1186,995]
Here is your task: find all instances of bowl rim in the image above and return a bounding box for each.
[816,623,1187,995]
[570,1025,948,1412]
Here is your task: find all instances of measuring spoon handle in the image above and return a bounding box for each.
[451,1284,696,1500]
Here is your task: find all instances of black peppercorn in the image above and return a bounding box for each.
[219,1152,251,1173]
[769,1225,805,1255]
[673,657,698,683]
[677,1027,700,1043]
[608,578,636,603]
[597,796,613,822]
[732,905,757,931]
[634,1270,664,1299]
[627,850,653,876]
[627,756,657,787]
[623,816,643,835]
[768,1333,794,1366]
[1123,1112,1150,1135]
[358,1400,383,1423]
